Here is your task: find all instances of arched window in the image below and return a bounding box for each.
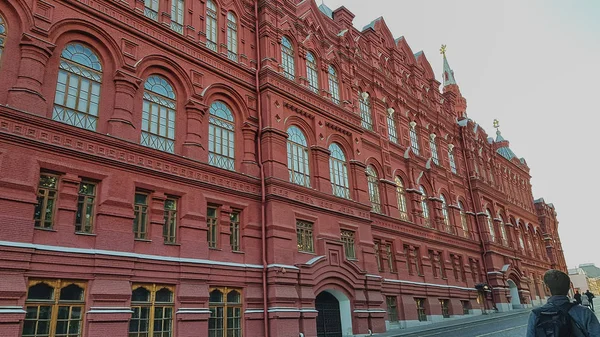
[387,108,398,143]
[0,15,6,61]
[144,0,159,20]
[329,143,349,199]
[448,145,457,174]
[440,194,451,233]
[170,0,184,34]
[518,226,525,251]
[419,185,430,227]
[53,43,102,131]
[366,165,381,213]
[486,209,496,242]
[328,65,340,104]
[306,52,318,93]
[498,214,508,246]
[526,229,534,253]
[458,201,469,237]
[209,101,235,170]
[281,36,295,80]
[395,177,408,221]
[429,134,439,165]
[227,12,238,61]
[141,75,176,153]
[359,92,373,130]
[409,122,419,155]
[287,126,310,187]
[205,0,217,51]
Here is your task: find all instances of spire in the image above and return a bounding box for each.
[440,45,456,87]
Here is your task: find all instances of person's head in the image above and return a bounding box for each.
[543,269,571,296]
[576,290,580,294]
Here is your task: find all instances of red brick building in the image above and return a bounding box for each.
[0,0,567,336]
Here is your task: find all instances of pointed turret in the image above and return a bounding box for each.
[440,45,467,119]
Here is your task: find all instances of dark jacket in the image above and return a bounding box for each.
[526,295,600,337]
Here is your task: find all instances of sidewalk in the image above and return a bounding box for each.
[372,308,531,337]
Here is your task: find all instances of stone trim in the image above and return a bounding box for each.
[176,308,211,314]
[383,279,475,291]
[0,306,26,314]
[87,307,134,314]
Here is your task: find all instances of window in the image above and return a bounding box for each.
[130,284,174,337]
[451,254,460,280]
[205,0,217,51]
[306,52,319,93]
[296,220,314,253]
[374,240,383,272]
[518,228,525,251]
[440,194,451,233]
[170,0,184,33]
[209,287,242,337]
[0,15,5,61]
[163,198,177,244]
[485,209,495,242]
[527,232,534,253]
[328,65,340,104]
[144,0,159,20]
[287,126,310,187]
[207,207,218,248]
[75,181,96,233]
[458,202,469,238]
[281,36,295,80]
[395,177,408,221]
[429,134,438,165]
[226,12,237,61]
[498,215,508,246]
[366,165,381,213]
[386,243,395,272]
[461,300,471,315]
[209,101,235,170]
[404,245,421,276]
[141,75,176,153]
[359,92,373,130]
[53,43,102,131]
[341,229,355,259]
[419,185,430,227]
[34,174,59,229]
[387,108,398,143]
[386,296,398,322]
[133,193,149,239]
[415,298,427,322]
[429,250,445,278]
[23,280,86,337]
[409,122,419,155]
[470,258,480,283]
[328,143,350,199]
[440,299,450,318]
[230,211,240,251]
[448,146,457,174]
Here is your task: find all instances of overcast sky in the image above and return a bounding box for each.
[321,0,600,269]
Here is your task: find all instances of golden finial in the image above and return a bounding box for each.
[493,119,500,130]
[440,44,447,56]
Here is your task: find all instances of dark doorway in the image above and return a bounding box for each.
[316,291,343,337]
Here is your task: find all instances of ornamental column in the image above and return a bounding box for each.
[349,160,369,205]
[182,99,207,161]
[108,70,142,141]
[311,145,332,193]
[7,34,56,114]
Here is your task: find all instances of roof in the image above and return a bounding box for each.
[414,51,423,60]
[495,130,518,161]
[318,3,333,19]
[579,264,600,278]
[362,17,382,31]
[442,54,457,86]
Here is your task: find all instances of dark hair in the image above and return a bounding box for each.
[543,269,571,296]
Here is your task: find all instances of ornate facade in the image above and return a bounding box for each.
[0,0,567,336]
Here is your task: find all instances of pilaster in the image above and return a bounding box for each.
[108,70,142,141]
[182,99,207,161]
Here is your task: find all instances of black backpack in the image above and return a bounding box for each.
[533,303,587,337]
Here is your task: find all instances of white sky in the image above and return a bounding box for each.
[321,0,600,269]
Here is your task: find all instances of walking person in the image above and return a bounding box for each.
[575,290,582,305]
[586,290,595,312]
[527,269,600,337]
[582,291,590,309]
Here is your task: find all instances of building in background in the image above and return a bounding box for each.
[0,0,567,336]
[569,267,590,293]
[576,264,600,295]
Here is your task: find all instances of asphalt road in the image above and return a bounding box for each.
[399,311,530,337]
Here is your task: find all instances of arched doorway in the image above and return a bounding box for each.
[315,290,352,337]
[507,279,522,309]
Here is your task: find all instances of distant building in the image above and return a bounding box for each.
[569,268,590,293]
[577,264,600,295]
[0,0,567,336]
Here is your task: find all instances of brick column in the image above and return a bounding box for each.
[349,160,368,205]
[108,70,142,141]
[310,145,332,194]
[0,274,26,337]
[86,279,132,337]
[7,34,56,114]
[176,283,210,337]
[182,99,207,161]
[241,122,260,176]
[381,179,398,218]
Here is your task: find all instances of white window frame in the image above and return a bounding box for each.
[329,143,349,199]
[281,36,295,80]
[205,0,217,51]
[208,101,235,171]
[226,12,238,61]
[141,75,176,153]
[287,126,310,187]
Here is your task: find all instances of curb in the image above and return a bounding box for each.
[379,309,531,337]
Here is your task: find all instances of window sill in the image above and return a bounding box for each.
[134,239,152,243]
[209,247,221,251]
[34,227,57,232]
[232,250,244,254]
[346,258,358,262]
[298,251,317,255]
[164,242,180,246]
[75,232,97,236]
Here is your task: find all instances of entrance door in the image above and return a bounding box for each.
[316,292,343,337]
[507,279,522,309]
